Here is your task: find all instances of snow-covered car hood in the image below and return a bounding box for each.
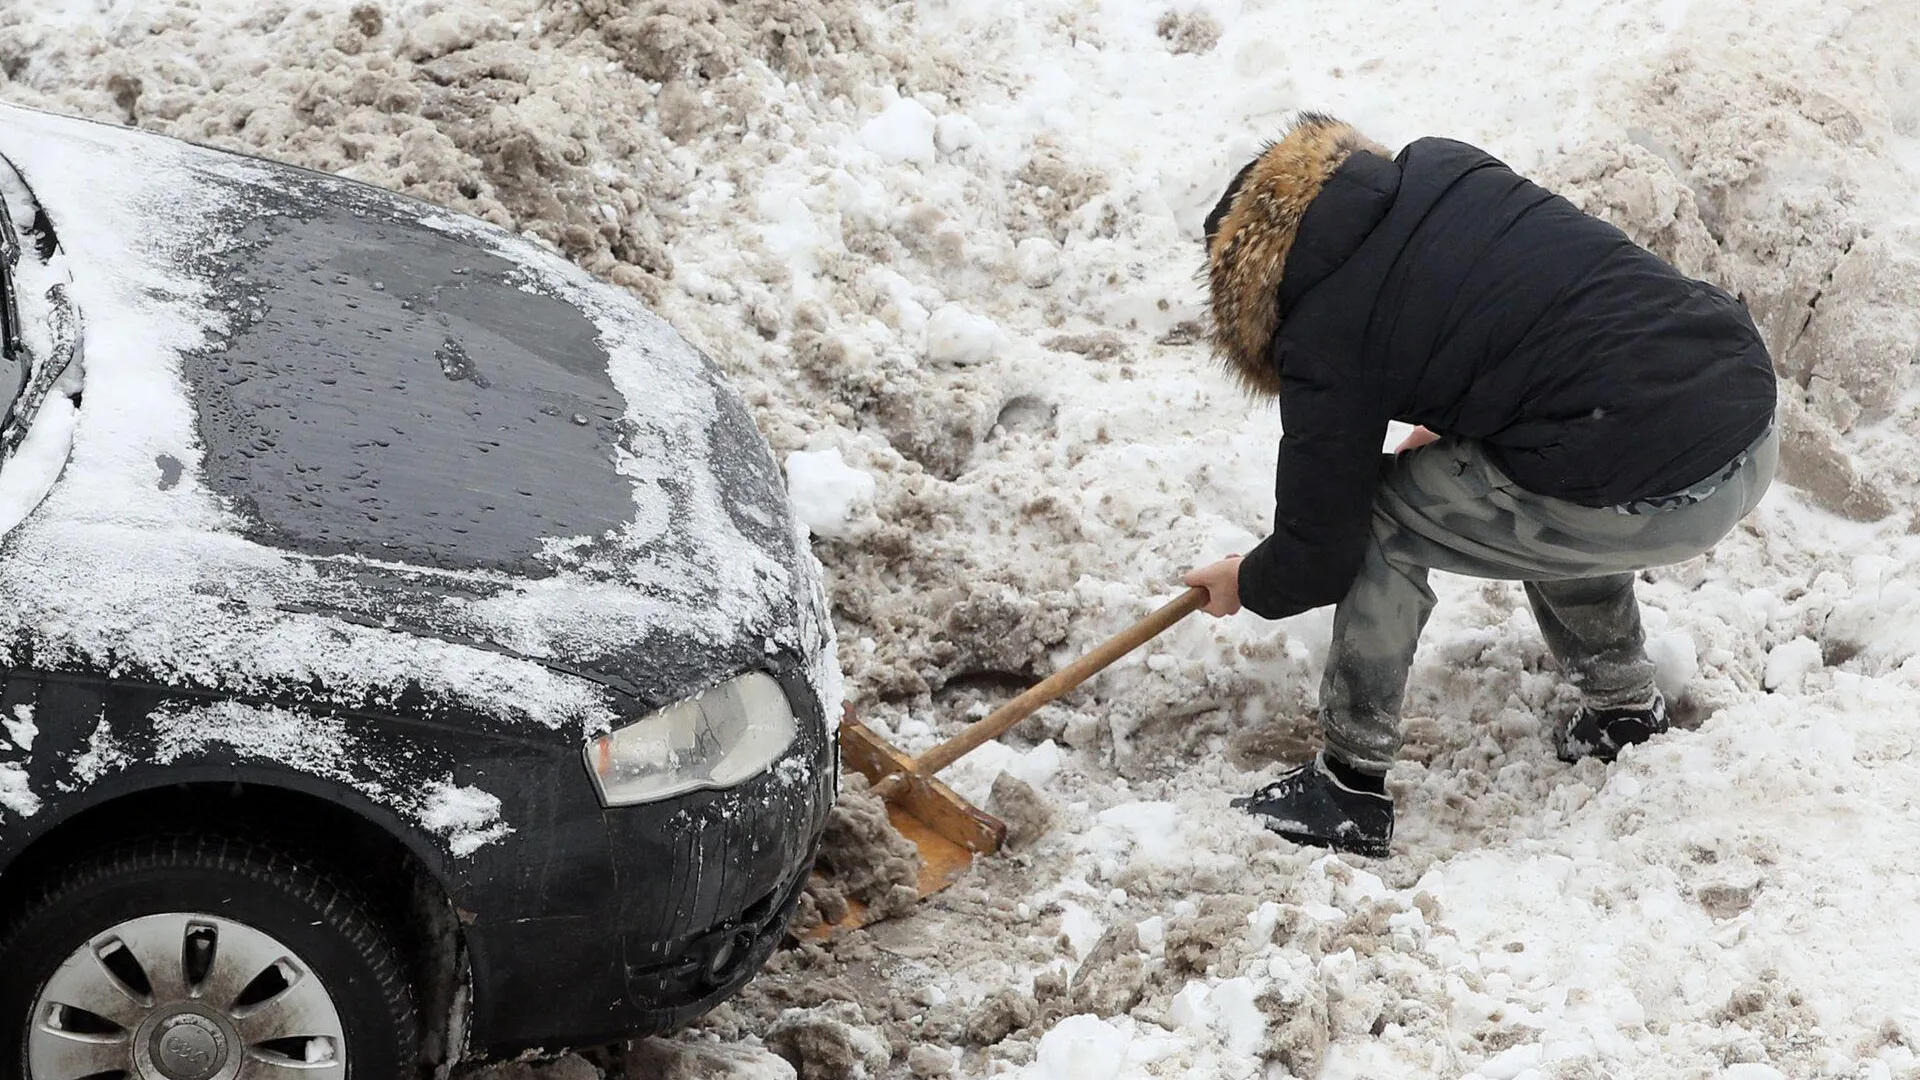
[0,101,841,737]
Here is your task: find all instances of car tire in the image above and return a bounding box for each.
[0,832,420,1079]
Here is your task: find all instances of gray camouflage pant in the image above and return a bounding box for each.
[1322,426,1778,773]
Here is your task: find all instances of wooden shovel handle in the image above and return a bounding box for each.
[905,586,1209,780]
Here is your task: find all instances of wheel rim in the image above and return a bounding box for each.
[28,912,347,1080]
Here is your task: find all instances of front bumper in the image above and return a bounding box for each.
[462,694,836,1056]
[618,839,815,1029]
[612,715,834,1006]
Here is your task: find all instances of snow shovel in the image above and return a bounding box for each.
[816,586,1208,934]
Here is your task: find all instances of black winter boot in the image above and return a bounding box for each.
[1555,691,1669,763]
[1232,752,1393,857]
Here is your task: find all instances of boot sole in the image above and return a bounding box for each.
[1265,821,1391,858]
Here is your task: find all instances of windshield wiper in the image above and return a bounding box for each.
[0,182,81,460]
[0,189,20,366]
[0,282,77,461]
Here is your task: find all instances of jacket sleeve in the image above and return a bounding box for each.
[1236,356,1389,621]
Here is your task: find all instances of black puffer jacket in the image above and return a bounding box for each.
[1202,118,1776,621]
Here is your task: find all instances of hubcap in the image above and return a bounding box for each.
[150,1011,227,1080]
[28,912,347,1080]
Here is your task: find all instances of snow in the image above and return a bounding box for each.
[784,447,878,542]
[0,393,78,536]
[1763,635,1823,692]
[72,718,129,784]
[5,0,1920,1077]
[924,304,1006,367]
[3,704,34,751]
[859,96,939,167]
[0,763,37,817]
[145,700,514,857]
[150,700,355,777]
[944,737,1064,805]
[1025,1014,1132,1078]
[420,782,515,858]
[1014,238,1063,289]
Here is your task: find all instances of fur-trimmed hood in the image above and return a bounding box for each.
[1203,114,1394,396]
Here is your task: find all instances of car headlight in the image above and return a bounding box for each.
[584,671,798,806]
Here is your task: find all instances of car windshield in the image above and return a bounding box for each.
[0,183,23,424]
[0,153,82,465]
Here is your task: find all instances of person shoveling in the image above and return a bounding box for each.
[1183,113,1778,858]
[819,112,1775,929]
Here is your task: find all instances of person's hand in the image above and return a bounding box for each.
[1395,425,1440,454]
[1183,556,1243,617]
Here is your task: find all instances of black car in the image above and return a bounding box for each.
[0,100,841,1079]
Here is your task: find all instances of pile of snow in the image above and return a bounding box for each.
[6,0,1920,1077]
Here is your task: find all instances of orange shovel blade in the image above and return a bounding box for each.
[806,714,1008,936]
